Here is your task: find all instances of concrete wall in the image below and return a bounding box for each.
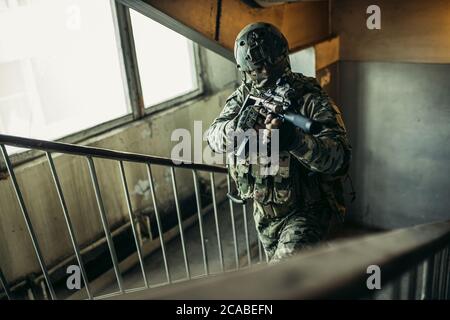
[339,61,450,229]
[331,0,450,63]
[332,0,450,229]
[0,47,238,283]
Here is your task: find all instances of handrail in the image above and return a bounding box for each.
[0,133,237,300]
[0,134,227,173]
[110,220,450,300]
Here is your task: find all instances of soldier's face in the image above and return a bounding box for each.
[246,61,287,88]
[247,65,271,88]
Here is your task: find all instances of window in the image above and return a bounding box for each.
[0,0,129,150]
[289,47,316,77]
[129,8,198,108]
[0,1,202,157]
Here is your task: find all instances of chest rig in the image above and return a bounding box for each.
[229,150,297,218]
[228,73,321,218]
[227,73,349,219]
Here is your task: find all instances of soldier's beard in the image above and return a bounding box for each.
[247,68,274,89]
[247,60,291,89]
[253,75,270,88]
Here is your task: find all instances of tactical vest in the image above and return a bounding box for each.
[229,151,295,217]
[229,153,347,219]
[228,74,348,219]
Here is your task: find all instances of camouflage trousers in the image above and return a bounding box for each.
[253,202,335,263]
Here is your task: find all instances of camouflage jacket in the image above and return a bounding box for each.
[207,70,352,218]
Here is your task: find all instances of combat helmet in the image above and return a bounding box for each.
[234,22,290,73]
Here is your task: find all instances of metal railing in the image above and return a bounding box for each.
[111,220,450,300]
[0,134,261,300]
[2,134,448,300]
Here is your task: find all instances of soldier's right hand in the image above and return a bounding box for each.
[236,105,266,132]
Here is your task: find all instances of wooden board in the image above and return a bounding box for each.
[144,0,218,39]
[145,0,330,52]
[332,0,450,63]
[220,0,330,51]
[315,36,340,71]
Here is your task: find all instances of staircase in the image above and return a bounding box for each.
[0,134,449,300]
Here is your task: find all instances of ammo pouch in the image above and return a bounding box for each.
[251,152,295,218]
[272,152,293,205]
[230,152,296,217]
[251,164,271,204]
[230,161,254,200]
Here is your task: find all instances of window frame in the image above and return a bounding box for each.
[3,1,204,167]
[143,41,204,116]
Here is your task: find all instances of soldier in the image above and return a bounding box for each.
[207,22,351,263]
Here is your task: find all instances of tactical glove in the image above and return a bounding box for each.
[236,105,263,132]
[264,114,300,152]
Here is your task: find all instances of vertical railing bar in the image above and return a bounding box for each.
[425,254,435,300]
[145,215,153,241]
[46,152,92,299]
[242,203,251,267]
[439,248,448,299]
[444,247,449,300]
[86,156,124,293]
[170,167,191,279]
[407,265,418,300]
[0,267,12,300]
[27,288,35,300]
[258,239,263,263]
[118,160,149,288]
[432,251,441,299]
[420,259,428,300]
[226,173,239,269]
[392,277,402,300]
[0,144,56,300]
[192,170,209,276]
[439,248,448,300]
[435,249,442,300]
[40,280,48,300]
[136,222,144,247]
[146,164,171,283]
[446,246,450,300]
[210,172,224,273]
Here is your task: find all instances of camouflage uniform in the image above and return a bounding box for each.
[207,70,351,262]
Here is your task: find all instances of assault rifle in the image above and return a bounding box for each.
[235,78,322,157]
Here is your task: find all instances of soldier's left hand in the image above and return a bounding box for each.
[263,113,299,150]
[264,113,282,134]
